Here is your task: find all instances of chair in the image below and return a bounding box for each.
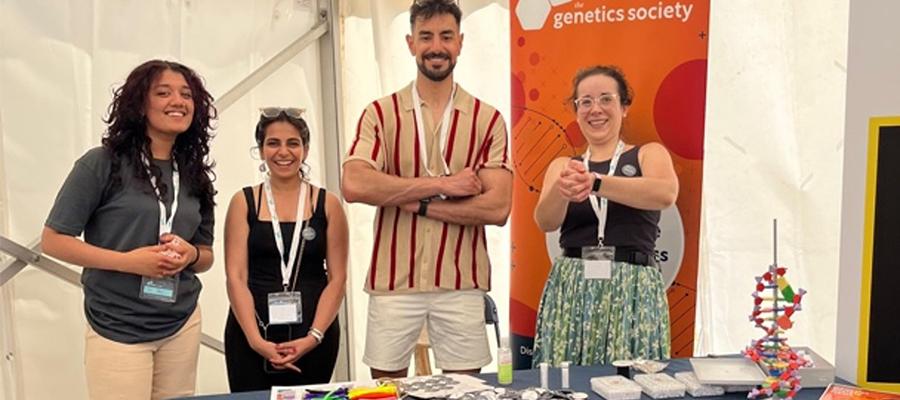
[414,293,502,376]
[483,293,501,347]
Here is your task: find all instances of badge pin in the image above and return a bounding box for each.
[301,226,316,241]
[621,164,638,177]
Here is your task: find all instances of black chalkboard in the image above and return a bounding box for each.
[867,124,900,383]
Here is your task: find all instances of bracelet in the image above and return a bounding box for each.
[187,243,201,267]
[308,327,324,344]
[417,198,430,217]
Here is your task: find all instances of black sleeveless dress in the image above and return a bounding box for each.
[225,186,339,392]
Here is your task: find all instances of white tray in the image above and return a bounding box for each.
[690,357,766,385]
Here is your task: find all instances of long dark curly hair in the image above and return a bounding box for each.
[101,60,217,209]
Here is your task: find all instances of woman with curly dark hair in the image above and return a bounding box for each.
[41,59,217,400]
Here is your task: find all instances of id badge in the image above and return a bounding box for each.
[582,246,614,280]
[267,291,303,325]
[139,276,179,303]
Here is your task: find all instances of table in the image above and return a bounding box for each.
[184,358,833,400]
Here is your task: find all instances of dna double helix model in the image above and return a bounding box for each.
[742,221,812,400]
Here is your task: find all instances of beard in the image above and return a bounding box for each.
[417,51,456,82]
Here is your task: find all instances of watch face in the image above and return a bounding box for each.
[592,175,602,192]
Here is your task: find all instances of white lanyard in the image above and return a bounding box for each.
[263,175,308,290]
[584,140,625,246]
[141,153,179,236]
[411,80,457,177]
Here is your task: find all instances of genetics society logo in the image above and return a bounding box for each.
[516,0,697,31]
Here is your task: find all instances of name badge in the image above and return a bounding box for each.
[582,246,614,280]
[140,276,179,303]
[267,291,303,325]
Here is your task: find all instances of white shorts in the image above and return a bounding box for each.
[363,290,491,371]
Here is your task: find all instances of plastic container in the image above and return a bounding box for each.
[497,337,513,385]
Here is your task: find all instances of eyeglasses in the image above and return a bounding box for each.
[259,107,305,119]
[573,94,619,111]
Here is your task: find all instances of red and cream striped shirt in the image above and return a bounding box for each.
[344,82,510,294]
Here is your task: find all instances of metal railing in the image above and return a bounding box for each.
[0,235,226,353]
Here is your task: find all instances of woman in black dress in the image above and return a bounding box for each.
[223,108,348,391]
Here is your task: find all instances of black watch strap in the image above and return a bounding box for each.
[591,173,602,193]
[417,199,430,217]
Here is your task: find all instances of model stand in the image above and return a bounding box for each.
[742,220,812,400]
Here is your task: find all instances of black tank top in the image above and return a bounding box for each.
[243,186,328,324]
[559,146,661,253]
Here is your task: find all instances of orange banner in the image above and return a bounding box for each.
[509,0,709,367]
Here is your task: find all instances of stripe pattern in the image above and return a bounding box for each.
[345,83,510,294]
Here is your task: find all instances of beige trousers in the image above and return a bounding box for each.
[84,307,202,400]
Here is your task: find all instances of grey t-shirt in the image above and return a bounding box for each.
[45,147,214,344]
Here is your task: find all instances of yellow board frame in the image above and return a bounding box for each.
[857,116,900,393]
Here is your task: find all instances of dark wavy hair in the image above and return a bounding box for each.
[255,112,311,179]
[101,60,217,209]
[568,65,634,111]
[409,0,462,29]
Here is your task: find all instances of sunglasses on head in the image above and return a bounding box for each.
[412,0,458,5]
[259,107,305,119]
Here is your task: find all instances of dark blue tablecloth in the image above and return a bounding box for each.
[184,358,832,399]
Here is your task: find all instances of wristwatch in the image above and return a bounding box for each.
[591,172,603,193]
[417,198,431,217]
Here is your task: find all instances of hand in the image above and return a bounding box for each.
[273,336,318,368]
[249,337,301,374]
[122,244,181,278]
[557,160,592,202]
[159,233,197,271]
[269,335,319,374]
[439,168,482,198]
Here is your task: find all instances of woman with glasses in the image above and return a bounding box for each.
[42,60,216,400]
[531,65,679,366]
[223,108,347,391]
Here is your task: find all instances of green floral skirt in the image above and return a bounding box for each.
[532,256,670,367]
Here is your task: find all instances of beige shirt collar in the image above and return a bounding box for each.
[399,80,474,115]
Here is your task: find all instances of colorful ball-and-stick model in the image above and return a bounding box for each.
[742,221,812,400]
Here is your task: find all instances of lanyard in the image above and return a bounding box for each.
[411,79,457,177]
[263,175,308,290]
[584,140,625,246]
[141,153,179,237]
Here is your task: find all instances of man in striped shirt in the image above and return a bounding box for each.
[342,0,512,379]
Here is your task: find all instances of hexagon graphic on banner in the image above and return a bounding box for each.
[516,0,552,31]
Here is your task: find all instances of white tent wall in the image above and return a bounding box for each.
[0,0,329,398]
[1,95,24,399]
[697,1,847,361]
[0,0,849,398]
